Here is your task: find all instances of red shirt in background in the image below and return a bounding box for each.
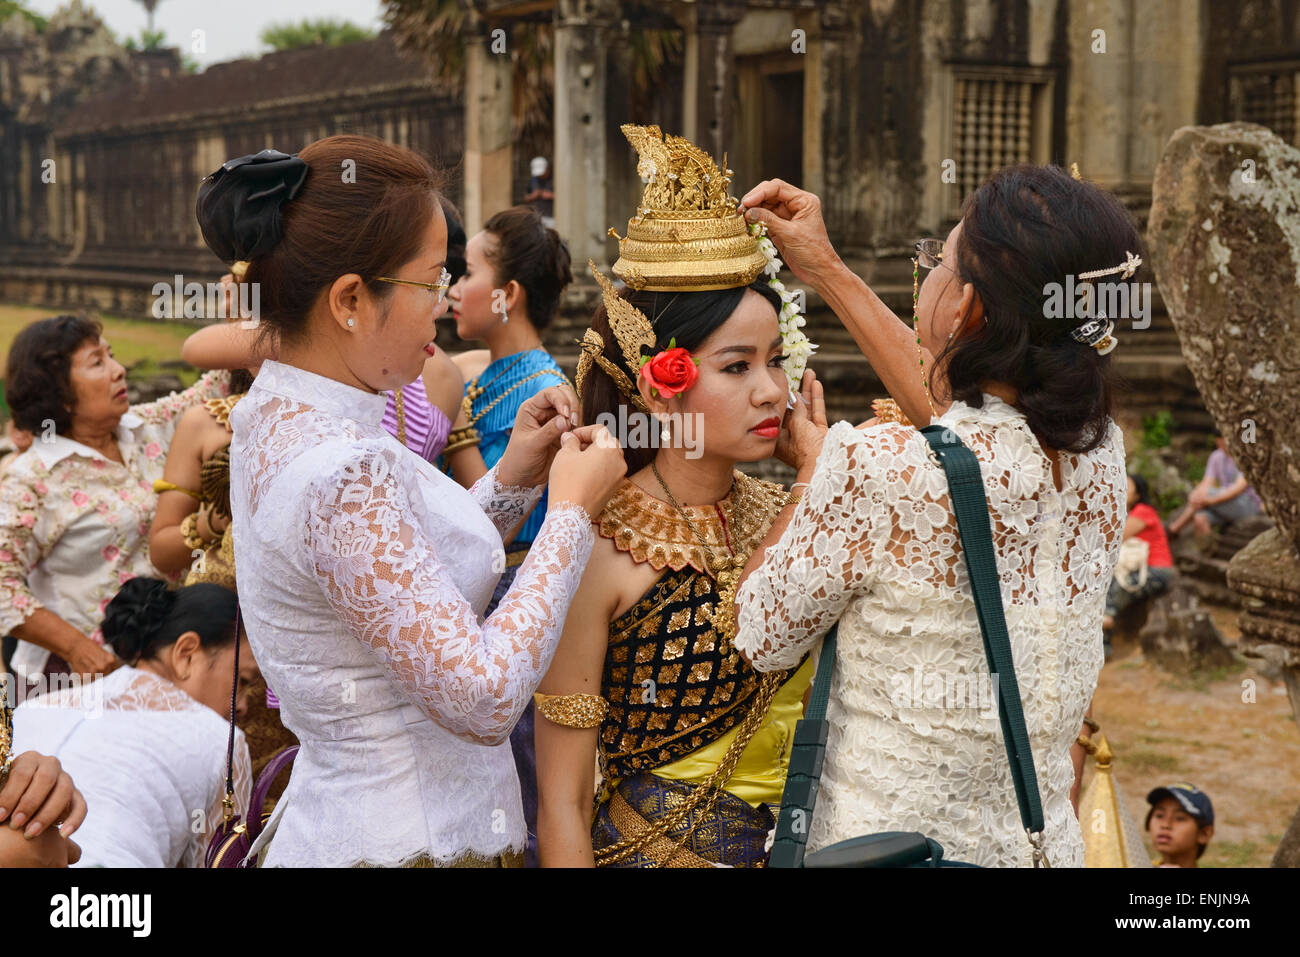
[1130,502,1173,567]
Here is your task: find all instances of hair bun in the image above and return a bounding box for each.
[196,149,309,264]
[101,577,176,661]
[549,230,573,284]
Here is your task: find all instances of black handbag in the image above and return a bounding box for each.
[769,425,1049,868]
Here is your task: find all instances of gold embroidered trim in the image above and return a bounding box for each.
[597,470,786,578]
[534,692,609,729]
[605,790,712,867]
[204,393,244,430]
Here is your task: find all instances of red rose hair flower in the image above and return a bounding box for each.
[638,339,700,399]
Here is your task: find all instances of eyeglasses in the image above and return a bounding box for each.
[914,239,950,271]
[373,267,453,303]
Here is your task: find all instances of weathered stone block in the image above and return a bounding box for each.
[1138,581,1237,675]
[1148,122,1300,554]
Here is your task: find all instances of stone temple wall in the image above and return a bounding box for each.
[0,21,462,320]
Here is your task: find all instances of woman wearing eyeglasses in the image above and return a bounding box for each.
[195,136,627,868]
[732,166,1135,867]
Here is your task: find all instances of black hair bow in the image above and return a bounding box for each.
[196,149,309,263]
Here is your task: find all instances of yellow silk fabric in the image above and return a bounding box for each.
[648,655,814,807]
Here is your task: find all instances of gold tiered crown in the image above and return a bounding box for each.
[609,124,768,292]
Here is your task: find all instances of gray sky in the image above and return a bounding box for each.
[31,0,385,68]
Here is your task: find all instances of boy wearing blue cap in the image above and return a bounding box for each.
[1145,783,1215,867]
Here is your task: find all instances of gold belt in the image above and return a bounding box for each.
[505,547,530,569]
[354,848,524,868]
[605,790,713,868]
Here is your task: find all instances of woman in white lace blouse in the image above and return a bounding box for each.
[13,578,257,867]
[734,166,1136,867]
[200,137,625,867]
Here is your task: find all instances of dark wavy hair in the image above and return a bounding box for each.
[933,164,1141,453]
[580,281,783,472]
[481,205,573,331]
[101,578,238,665]
[3,314,103,434]
[1129,473,1151,506]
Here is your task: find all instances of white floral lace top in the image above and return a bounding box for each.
[0,371,231,679]
[228,361,594,867]
[12,666,251,868]
[735,396,1126,867]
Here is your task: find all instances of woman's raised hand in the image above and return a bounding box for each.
[741,180,843,289]
[776,369,828,478]
[547,424,628,521]
[496,384,583,488]
[0,751,88,839]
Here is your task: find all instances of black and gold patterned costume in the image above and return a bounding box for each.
[577,471,813,867]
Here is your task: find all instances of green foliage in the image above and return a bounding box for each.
[1128,446,1186,516]
[0,0,46,32]
[1141,409,1174,449]
[382,0,681,143]
[124,28,167,52]
[261,18,376,51]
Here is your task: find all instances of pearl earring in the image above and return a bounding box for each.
[660,417,671,444]
[501,308,509,325]
[347,317,355,328]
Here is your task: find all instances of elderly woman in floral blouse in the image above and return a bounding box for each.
[1,315,229,683]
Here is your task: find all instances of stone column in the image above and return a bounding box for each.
[553,0,620,270]
[1149,122,1300,867]
[681,0,745,165]
[463,17,513,233]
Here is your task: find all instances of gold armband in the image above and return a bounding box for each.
[785,482,810,507]
[153,479,201,500]
[180,512,206,551]
[534,692,608,729]
[444,426,481,456]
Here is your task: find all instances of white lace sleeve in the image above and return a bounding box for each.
[306,448,593,745]
[469,463,544,541]
[735,421,878,672]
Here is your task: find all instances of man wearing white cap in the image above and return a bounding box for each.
[525,156,555,227]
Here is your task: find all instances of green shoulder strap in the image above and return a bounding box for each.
[920,424,1044,839]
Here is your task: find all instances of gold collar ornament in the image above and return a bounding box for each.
[577,124,817,408]
[597,469,787,643]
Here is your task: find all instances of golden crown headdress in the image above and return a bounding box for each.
[577,125,783,409]
[610,124,768,292]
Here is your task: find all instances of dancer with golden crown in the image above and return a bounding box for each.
[534,125,817,868]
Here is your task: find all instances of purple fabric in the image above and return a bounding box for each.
[1205,448,1262,510]
[382,379,452,464]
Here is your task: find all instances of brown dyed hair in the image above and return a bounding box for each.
[242,135,444,344]
[4,314,104,434]
[481,205,573,331]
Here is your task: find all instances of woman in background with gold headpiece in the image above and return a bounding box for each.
[534,126,817,868]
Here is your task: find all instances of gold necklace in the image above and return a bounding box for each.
[461,353,530,424]
[649,460,745,643]
[462,352,575,429]
[394,388,407,448]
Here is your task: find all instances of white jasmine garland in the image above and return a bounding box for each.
[748,221,817,395]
